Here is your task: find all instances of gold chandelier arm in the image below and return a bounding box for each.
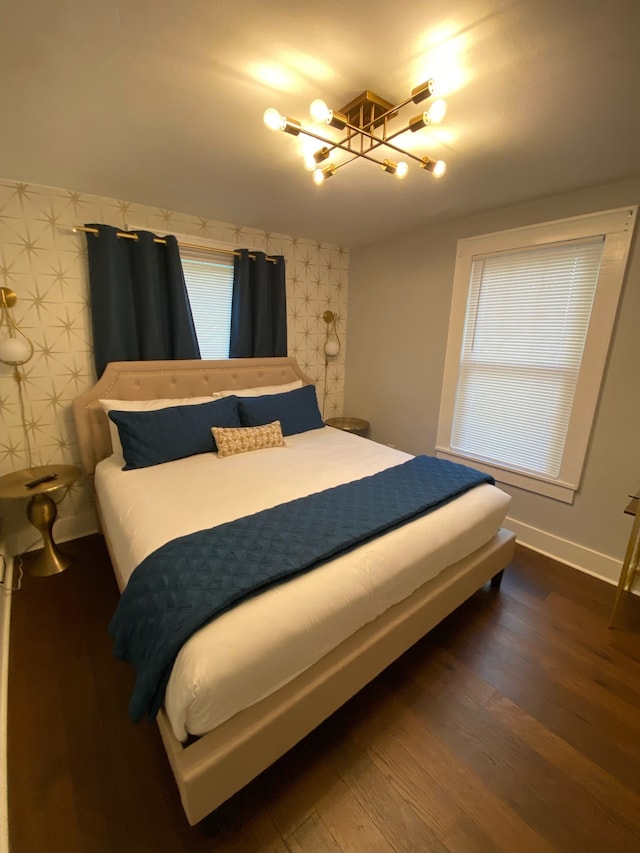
[349,92,420,134]
[295,125,396,169]
[337,120,428,165]
[334,80,434,135]
[331,153,361,173]
[304,112,438,168]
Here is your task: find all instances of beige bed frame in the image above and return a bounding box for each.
[72,357,515,825]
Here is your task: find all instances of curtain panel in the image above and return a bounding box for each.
[84,224,201,377]
[229,249,287,358]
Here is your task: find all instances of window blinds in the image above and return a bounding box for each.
[451,236,605,479]
[181,251,233,359]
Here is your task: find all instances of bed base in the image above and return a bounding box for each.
[157,528,514,825]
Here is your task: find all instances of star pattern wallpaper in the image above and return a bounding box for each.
[0,178,349,555]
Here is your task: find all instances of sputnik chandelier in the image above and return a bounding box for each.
[264,79,447,185]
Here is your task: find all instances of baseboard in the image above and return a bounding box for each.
[0,544,13,853]
[506,515,638,593]
[55,509,100,547]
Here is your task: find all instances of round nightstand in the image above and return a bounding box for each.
[325,416,370,438]
[0,464,80,577]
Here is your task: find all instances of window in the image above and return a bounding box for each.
[180,245,233,359]
[436,206,637,503]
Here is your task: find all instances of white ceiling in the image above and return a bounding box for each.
[2,0,640,247]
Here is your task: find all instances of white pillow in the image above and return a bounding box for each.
[211,379,304,399]
[99,396,214,459]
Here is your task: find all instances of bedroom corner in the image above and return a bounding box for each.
[0,177,350,555]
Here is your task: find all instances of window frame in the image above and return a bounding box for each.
[435,206,637,503]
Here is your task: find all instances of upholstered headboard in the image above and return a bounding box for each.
[72,357,314,474]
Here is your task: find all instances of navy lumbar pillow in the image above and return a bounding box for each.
[109,396,241,470]
[237,384,324,436]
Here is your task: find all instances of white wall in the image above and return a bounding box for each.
[345,179,640,583]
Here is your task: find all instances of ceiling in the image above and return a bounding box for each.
[2,0,640,247]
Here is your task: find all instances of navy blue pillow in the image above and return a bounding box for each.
[237,384,324,436]
[109,396,241,470]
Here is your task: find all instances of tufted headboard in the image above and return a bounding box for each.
[72,357,314,474]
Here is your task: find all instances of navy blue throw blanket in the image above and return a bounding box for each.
[109,455,493,722]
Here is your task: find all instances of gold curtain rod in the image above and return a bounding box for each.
[73,225,277,263]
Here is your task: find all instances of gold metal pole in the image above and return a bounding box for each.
[73,226,277,263]
[609,497,640,628]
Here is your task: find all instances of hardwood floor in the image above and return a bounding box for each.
[7,534,640,853]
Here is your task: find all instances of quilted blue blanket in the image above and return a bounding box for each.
[109,455,493,722]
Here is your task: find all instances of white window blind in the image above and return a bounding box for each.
[181,248,233,359]
[436,206,636,502]
[451,237,604,478]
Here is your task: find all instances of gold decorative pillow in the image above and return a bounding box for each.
[212,421,286,458]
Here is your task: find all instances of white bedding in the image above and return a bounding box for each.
[95,426,510,741]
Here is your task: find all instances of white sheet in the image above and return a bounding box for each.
[95,426,510,740]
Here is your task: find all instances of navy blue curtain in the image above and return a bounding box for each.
[229,249,287,358]
[84,224,201,377]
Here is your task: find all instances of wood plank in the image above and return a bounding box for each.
[398,643,640,853]
[433,594,640,790]
[481,689,640,835]
[314,772,397,853]
[330,731,452,853]
[442,816,504,853]
[285,812,343,853]
[261,737,343,840]
[356,675,556,853]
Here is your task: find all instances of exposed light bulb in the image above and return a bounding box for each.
[303,152,317,171]
[0,335,32,365]
[313,164,336,185]
[263,108,283,131]
[421,156,447,178]
[310,99,331,123]
[433,159,447,178]
[324,339,340,357]
[427,99,447,124]
[396,161,409,179]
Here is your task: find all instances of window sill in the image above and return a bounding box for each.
[434,447,576,504]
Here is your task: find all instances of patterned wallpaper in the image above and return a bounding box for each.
[0,178,349,555]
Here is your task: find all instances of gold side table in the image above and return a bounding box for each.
[609,494,640,628]
[0,464,80,577]
[325,416,370,438]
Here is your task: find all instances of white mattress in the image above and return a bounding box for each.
[95,426,510,741]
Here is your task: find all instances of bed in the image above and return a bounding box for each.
[72,356,515,825]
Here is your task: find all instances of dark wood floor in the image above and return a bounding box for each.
[7,534,640,853]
